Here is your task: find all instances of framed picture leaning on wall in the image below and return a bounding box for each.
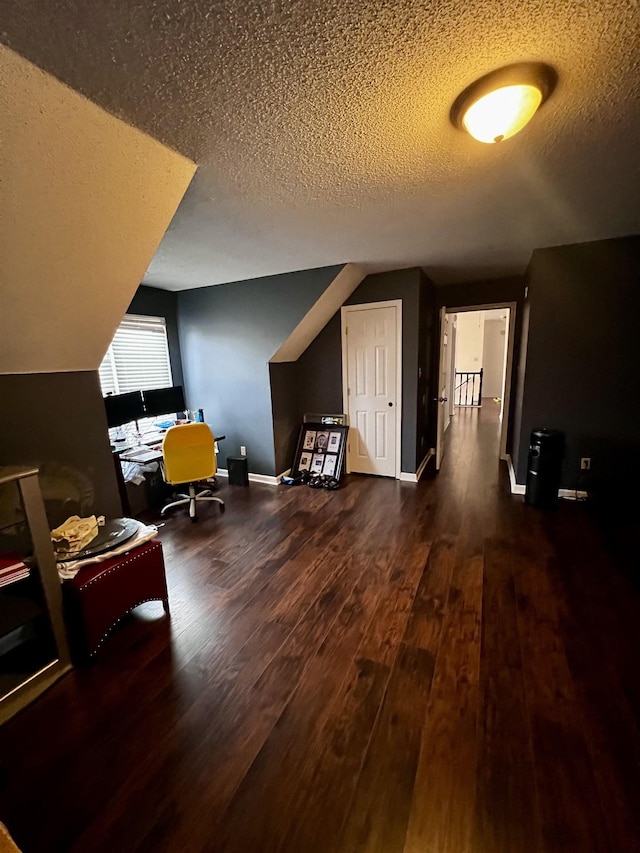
[291,422,348,481]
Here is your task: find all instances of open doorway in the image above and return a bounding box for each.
[435,302,516,469]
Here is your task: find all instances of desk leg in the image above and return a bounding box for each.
[113,454,131,516]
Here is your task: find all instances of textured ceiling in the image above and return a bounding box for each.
[2,0,640,289]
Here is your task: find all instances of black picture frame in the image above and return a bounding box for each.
[291,422,349,480]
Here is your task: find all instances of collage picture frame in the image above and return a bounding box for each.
[291,422,348,481]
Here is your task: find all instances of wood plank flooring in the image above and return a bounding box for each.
[1,403,639,852]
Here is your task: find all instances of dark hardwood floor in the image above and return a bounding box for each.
[1,404,639,852]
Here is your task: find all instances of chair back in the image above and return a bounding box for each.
[162,423,216,485]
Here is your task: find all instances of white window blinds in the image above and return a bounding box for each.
[99,314,173,396]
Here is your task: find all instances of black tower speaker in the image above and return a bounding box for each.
[525,428,564,509]
[227,456,249,486]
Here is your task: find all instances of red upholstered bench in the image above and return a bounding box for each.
[63,539,169,660]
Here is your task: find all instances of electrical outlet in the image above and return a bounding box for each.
[240,445,247,457]
[580,457,591,470]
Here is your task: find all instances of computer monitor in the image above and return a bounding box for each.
[103,390,145,428]
[143,386,186,418]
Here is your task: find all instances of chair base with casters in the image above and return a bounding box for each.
[161,482,225,522]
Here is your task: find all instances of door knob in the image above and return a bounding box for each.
[388,402,393,407]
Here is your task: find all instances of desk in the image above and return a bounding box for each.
[111,431,226,516]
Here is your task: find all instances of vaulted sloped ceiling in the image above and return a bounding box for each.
[2,1,640,290]
[0,45,195,374]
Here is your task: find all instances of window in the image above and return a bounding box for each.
[99,314,173,396]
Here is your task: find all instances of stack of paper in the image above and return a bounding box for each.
[120,447,161,464]
[0,556,30,588]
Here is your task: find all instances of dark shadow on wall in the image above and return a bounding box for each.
[0,372,121,526]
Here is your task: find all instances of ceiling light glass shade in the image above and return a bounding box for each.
[462,84,543,143]
[450,62,557,144]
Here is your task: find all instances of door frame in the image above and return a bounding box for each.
[341,299,403,479]
[444,301,517,461]
[435,307,447,470]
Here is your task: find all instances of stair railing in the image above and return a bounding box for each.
[454,369,483,407]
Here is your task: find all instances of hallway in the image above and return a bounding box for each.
[0,405,639,852]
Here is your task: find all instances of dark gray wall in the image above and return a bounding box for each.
[127,285,184,390]
[273,311,344,474]
[511,297,531,475]
[297,312,344,418]
[177,266,342,476]
[294,268,434,474]
[437,275,525,455]
[269,361,301,475]
[0,372,121,525]
[419,271,438,460]
[514,236,640,499]
[436,276,524,311]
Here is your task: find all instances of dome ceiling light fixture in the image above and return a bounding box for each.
[450,62,558,144]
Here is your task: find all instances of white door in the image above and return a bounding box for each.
[435,307,449,471]
[342,303,400,477]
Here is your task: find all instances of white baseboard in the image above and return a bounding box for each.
[216,468,288,486]
[506,454,525,495]
[249,472,284,486]
[399,448,435,483]
[505,455,588,500]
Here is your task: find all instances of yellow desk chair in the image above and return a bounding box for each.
[160,423,225,522]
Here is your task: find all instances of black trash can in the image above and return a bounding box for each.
[525,428,564,509]
[227,455,249,486]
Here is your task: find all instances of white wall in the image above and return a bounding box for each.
[0,44,196,375]
[454,311,483,372]
[454,309,508,401]
[482,318,507,397]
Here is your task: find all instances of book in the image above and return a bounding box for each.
[0,570,30,588]
[0,555,30,587]
[0,556,27,574]
[0,563,28,575]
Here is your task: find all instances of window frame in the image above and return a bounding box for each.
[99,313,177,433]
